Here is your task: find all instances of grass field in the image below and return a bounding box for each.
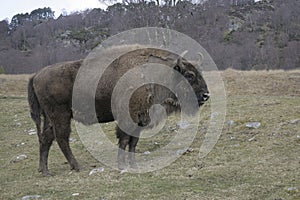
[0,70,299,200]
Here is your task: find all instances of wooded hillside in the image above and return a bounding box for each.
[0,0,299,73]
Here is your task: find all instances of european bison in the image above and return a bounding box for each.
[28,46,209,175]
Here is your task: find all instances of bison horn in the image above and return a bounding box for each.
[180,50,188,57]
[177,50,188,66]
[176,57,182,67]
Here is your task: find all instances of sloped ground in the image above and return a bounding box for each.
[0,70,299,200]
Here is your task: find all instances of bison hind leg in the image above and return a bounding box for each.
[38,114,55,176]
[55,125,80,171]
[50,108,80,172]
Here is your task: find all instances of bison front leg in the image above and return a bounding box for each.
[117,140,129,170]
[116,126,141,170]
[116,126,130,170]
[38,117,54,176]
[128,136,139,169]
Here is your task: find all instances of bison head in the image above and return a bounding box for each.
[173,56,210,107]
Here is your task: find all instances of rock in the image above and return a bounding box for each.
[177,121,190,129]
[143,151,151,155]
[211,112,220,118]
[168,126,177,131]
[194,161,205,169]
[287,187,297,191]
[16,142,25,147]
[176,147,193,155]
[14,115,19,122]
[227,120,235,126]
[120,169,128,174]
[186,167,198,177]
[286,187,298,194]
[246,122,261,129]
[186,170,194,177]
[248,136,256,142]
[28,128,37,135]
[289,119,299,124]
[21,195,41,200]
[89,167,105,175]
[11,154,28,163]
[16,122,22,127]
[69,138,77,143]
[72,193,80,196]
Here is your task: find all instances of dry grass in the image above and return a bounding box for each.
[0,70,299,200]
[0,74,32,97]
[221,69,300,96]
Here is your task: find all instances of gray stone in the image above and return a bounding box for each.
[246,122,261,129]
[11,154,28,163]
[227,120,235,126]
[21,195,41,200]
[89,167,105,175]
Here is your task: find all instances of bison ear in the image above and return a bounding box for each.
[197,52,204,72]
[198,52,203,66]
[174,57,184,73]
[174,50,188,73]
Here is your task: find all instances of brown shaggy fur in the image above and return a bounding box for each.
[28,46,209,175]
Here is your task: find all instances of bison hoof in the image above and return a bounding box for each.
[129,162,138,169]
[118,162,127,171]
[39,167,53,176]
[42,171,54,177]
[71,165,81,172]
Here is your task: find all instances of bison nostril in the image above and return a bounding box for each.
[202,93,210,101]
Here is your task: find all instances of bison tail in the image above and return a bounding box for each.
[28,76,41,135]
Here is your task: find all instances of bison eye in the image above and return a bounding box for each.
[184,71,195,82]
[173,65,182,73]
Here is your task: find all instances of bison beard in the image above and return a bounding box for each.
[28,47,209,175]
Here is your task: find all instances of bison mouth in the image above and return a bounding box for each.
[163,92,210,108]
